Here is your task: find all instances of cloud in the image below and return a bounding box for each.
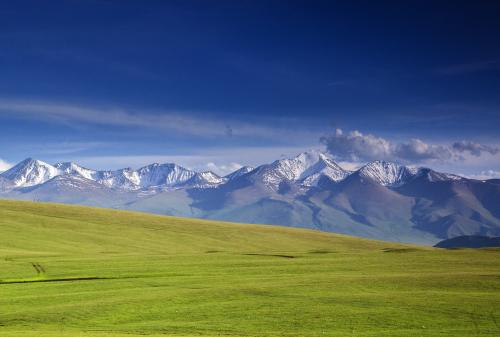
[0,100,229,137]
[467,170,500,180]
[452,141,499,157]
[0,100,317,142]
[321,128,499,164]
[394,139,452,161]
[0,158,13,173]
[206,162,242,176]
[319,128,392,162]
[336,161,364,171]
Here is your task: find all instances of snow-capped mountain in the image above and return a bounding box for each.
[1,158,59,187]
[136,163,196,188]
[225,166,254,181]
[249,150,349,189]
[300,153,350,186]
[183,171,225,187]
[54,162,97,180]
[1,151,498,245]
[0,160,226,190]
[0,152,465,191]
[357,160,418,186]
[54,162,141,190]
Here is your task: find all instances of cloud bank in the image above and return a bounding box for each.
[320,128,499,164]
[467,170,500,180]
[452,141,499,157]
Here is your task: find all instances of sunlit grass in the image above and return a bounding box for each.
[0,200,498,336]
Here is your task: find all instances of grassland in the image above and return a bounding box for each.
[0,199,499,336]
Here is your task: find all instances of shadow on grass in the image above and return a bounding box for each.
[0,276,132,285]
[241,253,296,259]
[308,249,335,254]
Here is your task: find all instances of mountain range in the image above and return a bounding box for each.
[1,150,499,245]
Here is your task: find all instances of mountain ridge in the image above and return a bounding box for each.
[0,152,473,191]
[1,151,499,245]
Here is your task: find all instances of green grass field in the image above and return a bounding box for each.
[0,200,499,336]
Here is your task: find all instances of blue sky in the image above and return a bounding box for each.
[0,1,499,177]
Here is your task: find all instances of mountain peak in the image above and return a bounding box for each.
[249,150,348,189]
[300,153,349,186]
[20,157,36,163]
[225,166,255,180]
[194,171,225,185]
[54,161,83,170]
[137,162,196,187]
[0,152,467,192]
[358,161,418,186]
[0,158,58,187]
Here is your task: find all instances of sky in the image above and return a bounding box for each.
[0,0,499,177]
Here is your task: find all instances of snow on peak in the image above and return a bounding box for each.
[0,158,59,187]
[254,150,348,188]
[0,153,467,192]
[225,166,255,180]
[198,171,225,184]
[183,171,226,188]
[137,163,196,187]
[300,154,350,186]
[358,160,417,186]
[54,162,97,180]
[271,151,325,180]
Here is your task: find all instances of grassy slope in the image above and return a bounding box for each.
[0,200,498,336]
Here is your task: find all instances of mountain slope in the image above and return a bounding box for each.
[396,172,500,239]
[0,200,498,337]
[224,166,254,180]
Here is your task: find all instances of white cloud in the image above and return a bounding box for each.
[394,138,452,161]
[336,161,364,171]
[467,170,500,180]
[0,158,12,173]
[452,141,499,157]
[321,128,499,164]
[319,128,392,162]
[206,162,243,176]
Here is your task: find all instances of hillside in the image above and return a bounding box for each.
[0,200,499,336]
[435,235,500,248]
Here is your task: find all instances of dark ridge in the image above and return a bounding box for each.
[308,249,335,254]
[242,253,296,259]
[0,276,136,285]
[434,235,500,249]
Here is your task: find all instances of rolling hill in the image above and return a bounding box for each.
[0,200,499,336]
